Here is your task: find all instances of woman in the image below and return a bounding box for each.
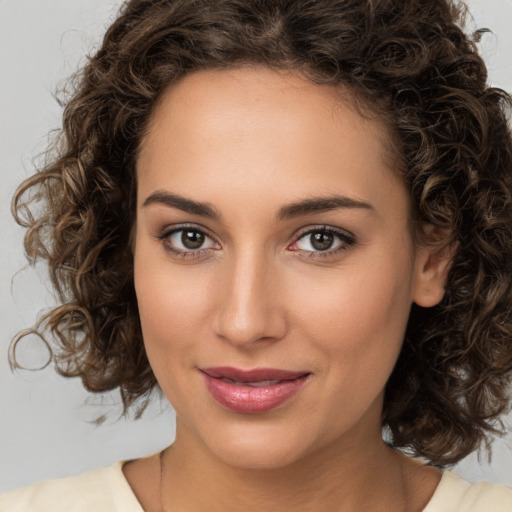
[2,0,512,510]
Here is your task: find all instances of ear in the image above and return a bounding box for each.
[412,225,458,308]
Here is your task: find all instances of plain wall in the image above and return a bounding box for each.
[1,0,511,493]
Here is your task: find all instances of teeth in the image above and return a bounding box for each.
[221,378,281,386]
[247,380,281,387]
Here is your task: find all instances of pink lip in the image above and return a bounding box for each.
[201,366,310,413]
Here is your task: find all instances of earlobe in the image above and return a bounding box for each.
[412,226,458,308]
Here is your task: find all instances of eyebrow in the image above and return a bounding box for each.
[142,190,374,221]
[276,195,374,220]
[142,190,220,219]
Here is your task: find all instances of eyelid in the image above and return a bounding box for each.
[158,222,217,240]
[293,224,356,243]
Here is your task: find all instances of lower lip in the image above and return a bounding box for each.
[202,374,309,413]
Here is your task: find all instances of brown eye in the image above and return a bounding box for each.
[181,230,205,249]
[292,226,355,256]
[163,227,219,254]
[296,230,337,252]
[310,231,334,251]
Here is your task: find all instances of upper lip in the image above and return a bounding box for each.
[201,366,310,382]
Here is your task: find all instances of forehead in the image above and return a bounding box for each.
[136,67,407,217]
[140,67,397,162]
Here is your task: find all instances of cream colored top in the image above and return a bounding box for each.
[1,462,511,511]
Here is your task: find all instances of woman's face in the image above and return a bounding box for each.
[134,67,434,469]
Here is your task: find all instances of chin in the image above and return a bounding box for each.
[214,444,307,471]
[199,422,319,471]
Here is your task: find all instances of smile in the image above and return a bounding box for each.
[200,367,311,413]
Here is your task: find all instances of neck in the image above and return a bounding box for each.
[161,421,412,512]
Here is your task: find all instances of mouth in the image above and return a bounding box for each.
[200,367,311,413]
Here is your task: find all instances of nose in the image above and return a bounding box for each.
[213,250,287,348]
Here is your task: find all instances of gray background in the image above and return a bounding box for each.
[1,0,511,493]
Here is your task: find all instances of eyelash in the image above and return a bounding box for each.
[157,224,356,260]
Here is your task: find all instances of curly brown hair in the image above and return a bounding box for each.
[11,0,512,467]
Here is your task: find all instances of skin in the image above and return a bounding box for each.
[125,67,450,511]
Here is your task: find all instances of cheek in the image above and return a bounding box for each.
[288,246,414,387]
[133,245,214,369]
[134,254,218,417]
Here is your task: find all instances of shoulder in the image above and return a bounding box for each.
[423,471,512,512]
[0,462,143,512]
